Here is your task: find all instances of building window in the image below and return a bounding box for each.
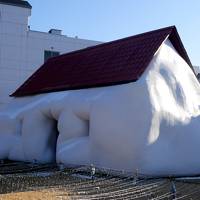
[44,50,60,62]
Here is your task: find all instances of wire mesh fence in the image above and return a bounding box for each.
[0,160,200,199]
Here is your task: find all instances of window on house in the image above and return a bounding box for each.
[44,50,60,62]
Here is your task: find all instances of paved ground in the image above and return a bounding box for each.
[0,161,200,199]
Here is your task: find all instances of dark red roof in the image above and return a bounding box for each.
[12,26,193,97]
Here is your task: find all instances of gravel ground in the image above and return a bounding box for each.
[0,161,200,199]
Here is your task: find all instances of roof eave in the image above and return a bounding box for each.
[0,0,32,9]
[168,26,194,72]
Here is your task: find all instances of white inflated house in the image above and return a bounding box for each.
[0,26,200,176]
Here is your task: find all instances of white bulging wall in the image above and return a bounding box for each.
[0,39,200,176]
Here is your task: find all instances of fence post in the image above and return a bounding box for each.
[170,180,177,199]
[91,164,96,179]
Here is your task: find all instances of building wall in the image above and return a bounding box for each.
[0,3,101,108]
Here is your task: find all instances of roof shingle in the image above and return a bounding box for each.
[12,26,193,97]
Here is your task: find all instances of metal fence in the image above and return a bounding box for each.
[0,160,200,199]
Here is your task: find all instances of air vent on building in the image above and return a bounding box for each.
[49,29,62,35]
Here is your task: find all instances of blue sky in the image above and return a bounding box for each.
[28,0,200,66]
